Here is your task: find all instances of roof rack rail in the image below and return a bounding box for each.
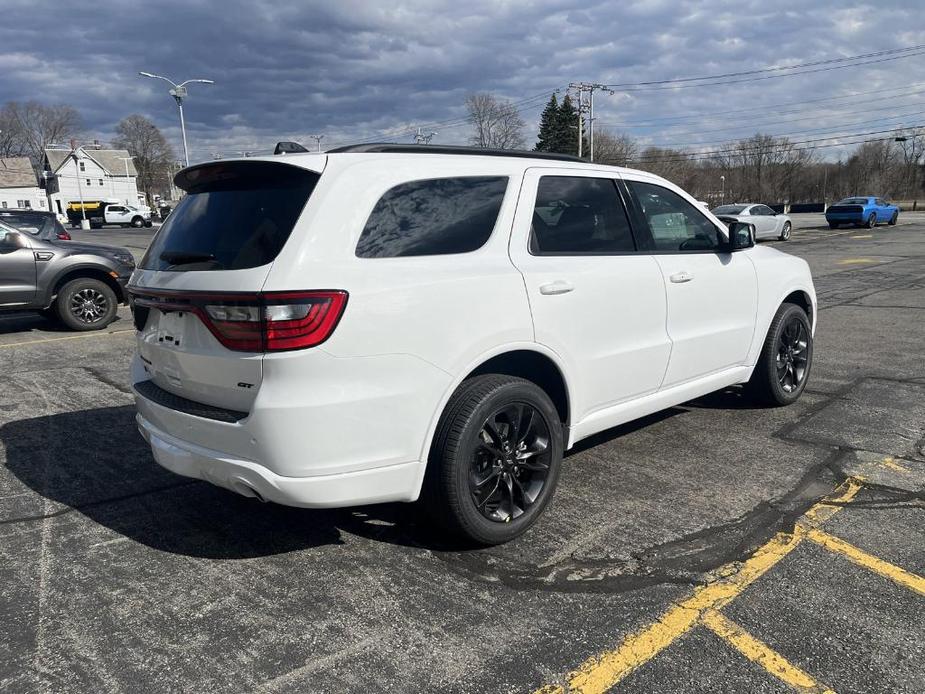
[326,143,586,163]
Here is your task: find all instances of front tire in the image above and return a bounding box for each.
[54,278,117,331]
[888,211,898,225]
[779,221,792,241]
[747,303,812,406]
[131,216,145,228]
[423,374,564,545]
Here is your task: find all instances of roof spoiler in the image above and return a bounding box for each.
[274,141,310,155]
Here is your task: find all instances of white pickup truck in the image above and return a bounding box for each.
[67,201,153,229]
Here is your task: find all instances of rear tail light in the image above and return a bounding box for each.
[131,290,348,353]
[57,230,72,240]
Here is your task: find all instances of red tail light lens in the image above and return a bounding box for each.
[131,290,348,353]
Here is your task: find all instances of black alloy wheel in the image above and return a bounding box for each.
[424,374,564,545]
[469,402,552,523]
[55,277,118,331]
[747,302,813,406]
[776,316,809,394]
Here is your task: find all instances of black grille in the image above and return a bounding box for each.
[133,379,248,423]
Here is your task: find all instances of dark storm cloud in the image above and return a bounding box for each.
[1,0,922,161]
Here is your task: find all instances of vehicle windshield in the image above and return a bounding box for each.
[712,205,747,214]
[0,214,51,236]
[836,197,869,205]
[141,160,319,272]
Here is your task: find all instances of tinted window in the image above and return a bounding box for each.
[356,176,507,258]
[837,198,868,205]
[628,181,722,252]
[753,205,774,216]
[712,205,747,215]
[141,161,318,272]
[0,213,49,236]
[531,176,634,254]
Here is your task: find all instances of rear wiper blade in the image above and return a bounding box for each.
[159,250,216,266]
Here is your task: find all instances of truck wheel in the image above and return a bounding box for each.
[423,374,564,546]
[747,303,812,406]
[131,216,145,228]
[55,278,117,331]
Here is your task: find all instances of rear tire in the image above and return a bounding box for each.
[747,303,812,406]
[866,213,876,229]
[888,211,898,225]
[422,374,564,546]
[779,221,792,241]
[54,278,117,331]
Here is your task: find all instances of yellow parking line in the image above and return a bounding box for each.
[881,457,910,473]
[702,610,836,694]
[836,258,878,265]
[806,529,925,597]
[0,329,133,349]
[535,478,863,694]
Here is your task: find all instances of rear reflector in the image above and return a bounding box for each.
[130,289,348,353]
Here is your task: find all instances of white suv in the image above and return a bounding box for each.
[129,144,816,545]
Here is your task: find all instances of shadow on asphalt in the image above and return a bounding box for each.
[1,390,765,560]
[0,311,130,336]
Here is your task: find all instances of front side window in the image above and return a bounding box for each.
[531,176,634,254]
[628,180,722,252]
[356,176,508,258]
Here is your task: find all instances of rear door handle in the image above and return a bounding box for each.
[669,271,694,284]
[539,280,574,295]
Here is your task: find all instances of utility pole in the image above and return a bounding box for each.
[569,82,614,161]
[309,134,324,152]
[414,128,437,145]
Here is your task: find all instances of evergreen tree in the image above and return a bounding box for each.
[557,94,587,157]
[534,94,560,152]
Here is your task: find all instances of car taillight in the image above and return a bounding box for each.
[131,289,348,353]
[57,231,72,240]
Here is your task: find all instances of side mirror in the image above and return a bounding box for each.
[725,221,756,250]
[0,229,26,253]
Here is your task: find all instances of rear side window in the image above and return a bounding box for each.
[531,176,635,254]
[141,161,318,271]
[356,176,508,258]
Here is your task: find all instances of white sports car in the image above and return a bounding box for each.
[712,203,792,241]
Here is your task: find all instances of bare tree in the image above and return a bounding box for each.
[2,101,81,171]
[593,131,637,166]
[112,114,176,200]
[466,93,526,150]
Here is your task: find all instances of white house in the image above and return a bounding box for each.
[0,157,47,211]
[43,147,140,217]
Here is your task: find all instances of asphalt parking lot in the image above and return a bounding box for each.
[1,215,923,693]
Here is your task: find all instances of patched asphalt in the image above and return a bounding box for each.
[1,217,923,693]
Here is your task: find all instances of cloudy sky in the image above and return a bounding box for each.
[2,0,923,163]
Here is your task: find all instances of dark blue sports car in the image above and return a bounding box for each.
[825,197,899,229]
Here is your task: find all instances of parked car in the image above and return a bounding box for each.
[825,197,898,229]
[711,204,792,241]
[129,144,816,545]
[0,209,72,241]
[67,200,153,229]
[0,219,134,330]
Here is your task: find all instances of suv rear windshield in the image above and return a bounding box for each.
[141,161,319,272]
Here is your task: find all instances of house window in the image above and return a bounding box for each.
[16,200,31,209]
[39,199,46,208]
[1,202,6,209]
[86,179,91,186]
[99,179,104,186]
[79,161,85,171]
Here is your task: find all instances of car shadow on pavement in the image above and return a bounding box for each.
[0,405,445,558]
[0,311,129,336]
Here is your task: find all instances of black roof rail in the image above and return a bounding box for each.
[326,143,587,163]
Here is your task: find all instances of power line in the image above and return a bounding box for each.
[603,44,925,90]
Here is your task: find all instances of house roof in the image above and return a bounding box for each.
[0,157,38,188]
[44,148,138,176]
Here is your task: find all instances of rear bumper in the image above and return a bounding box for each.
[137,411,421,507]
[825,212,865,222]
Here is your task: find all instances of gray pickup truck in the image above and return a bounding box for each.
[0,220,135,330]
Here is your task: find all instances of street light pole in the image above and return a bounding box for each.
[720,175,725,204]
[138,72,214,167]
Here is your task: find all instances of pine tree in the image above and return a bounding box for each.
[557,94,587,157]
[534,94,560,152]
